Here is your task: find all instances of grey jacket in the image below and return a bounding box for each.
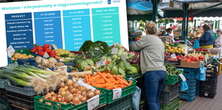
[130,34,166,73]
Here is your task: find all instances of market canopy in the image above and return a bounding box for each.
[127,0,153,15]
[161,1,222,17]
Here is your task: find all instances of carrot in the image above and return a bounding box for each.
[84,71,131,90]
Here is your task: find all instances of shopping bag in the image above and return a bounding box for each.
[193,40,200,49]
[180,81,188,91]
[132,86,141,110]
[197,67,206,81]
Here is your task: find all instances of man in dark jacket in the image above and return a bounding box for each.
[199,24,214,49]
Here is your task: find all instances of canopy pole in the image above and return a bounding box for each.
[151,0,159,22]
[182,3,189,42]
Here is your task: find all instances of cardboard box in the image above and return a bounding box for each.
[179,61,200,68]
[217,63,222,75]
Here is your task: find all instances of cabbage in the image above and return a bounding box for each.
[127,65,138,74]
[77,59,94,71]
[111,66,118,74]
[119,61,126,71]
[118,67,126,76]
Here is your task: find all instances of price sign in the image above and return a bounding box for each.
[7,45,15,58]
[111,48,118,54]
[43,52,49,58]
[170,54,177,59]
[57,66,68,73]
[96,60,106,67]
[52,44,58,50]
[113,88,122,100]
[87,95,100,110]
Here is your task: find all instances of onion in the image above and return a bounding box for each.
[76,86,81,90]
[67,80,74,86]
[80,96,87,102]
[64,86,68,90]
[50,92,56,96]
[73,83,78,88]
[64,92,73,102]
[45,93,52,99]
[95,90,100,95]
[68,86,73,91]
[87,91,95,98]
[71,88,78,94]
[81,91,87,97]
[81,86,87,91]
[59,82,65,87]
[72,97,81,105]
[76,91,82,95]
[60,91,66,96]
[59,88,65,93]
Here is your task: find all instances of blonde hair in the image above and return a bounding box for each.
[145,21,157,35]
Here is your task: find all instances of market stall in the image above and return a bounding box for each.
[0,0,221,110]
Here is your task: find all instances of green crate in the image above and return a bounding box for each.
[0,79,7,89]
[164,75,179,85]
[34,93,106,110]
[99,94,133,110]
[161,98,182,110]
[98,80,136,104]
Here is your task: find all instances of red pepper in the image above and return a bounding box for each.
[43,44,50,48]
[35,46,43,51]
[38,51,45,56]
[45,48,52,53]
[43,44,51,51]
[48,50,56,57]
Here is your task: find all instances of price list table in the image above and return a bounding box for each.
[63,9,91,51]
[5,13,34,49]
[92,7,120,45]
[34,11,63,48]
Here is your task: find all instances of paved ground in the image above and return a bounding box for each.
[181,75,222,110]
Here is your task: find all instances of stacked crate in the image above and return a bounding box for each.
[160,84,181,110]
[161,98,181,110]
[0,79,35,110]
[199,65,218,98]
[179,68,199,102]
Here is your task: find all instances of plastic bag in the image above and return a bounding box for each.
[193,40,200,49]
[132,86,141,110]
[180,81,188,91]
[197,67,206,81]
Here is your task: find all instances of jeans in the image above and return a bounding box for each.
[143,70,166,110]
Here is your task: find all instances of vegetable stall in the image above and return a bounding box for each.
[0,42,139,110]
[0,0,221,110]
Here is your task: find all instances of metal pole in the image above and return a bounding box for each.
[182,3,189,41]
[151,0,159,22]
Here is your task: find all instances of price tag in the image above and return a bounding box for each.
[96,60,105,67]
[87,95,99,110]
[170,54,177,59]
[57,66,67,72]
[113,88,122,100]
[51,44,58,50]
[179,74,186,81]
[7,45,15,58]
[43,52,49,58]
[111,48,118,54]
